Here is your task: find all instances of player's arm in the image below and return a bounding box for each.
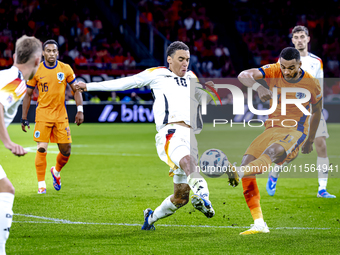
[21,87,34,132]
[301,99,322,154]
[69,81,84,126]
[238,68,272,102]
[0,103,27,156]
[75,75,143,92]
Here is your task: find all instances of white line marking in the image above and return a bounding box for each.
[14,214,336,230]
[23,145,155,157]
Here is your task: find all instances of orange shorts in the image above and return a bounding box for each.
[33,121,72,143]
[245,127,307,165]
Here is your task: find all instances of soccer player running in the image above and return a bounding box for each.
[235,47,322,234]
[266,26,335,198]
[0,35,42,255]
[21,39,84,194]
[76,41,238,230]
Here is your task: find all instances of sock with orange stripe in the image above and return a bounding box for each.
[242,176,265,226]
[54,153,70,177]
[35,151,47,188]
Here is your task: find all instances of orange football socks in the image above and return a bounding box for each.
[242,176,263,220]
[55,152,70,172]
[35,151,47,182]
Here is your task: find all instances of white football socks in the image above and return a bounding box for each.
[148,195,177,225]
[317,157,329,191]
[53,167,60,178]
[38,181,46,189]
[0,193,14,255]
[254,218,265,227]
[187,173,209,198]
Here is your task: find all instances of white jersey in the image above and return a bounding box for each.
[300,53,324,105]
[0,66,26,127]
[86,67,206,133]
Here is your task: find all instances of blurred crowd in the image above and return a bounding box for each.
[0,0,136,71]
[231,0,340,98]
[136,0,236,78]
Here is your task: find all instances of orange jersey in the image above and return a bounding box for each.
[259,62,322,135]
[27,61,76,122]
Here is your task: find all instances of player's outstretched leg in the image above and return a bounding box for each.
[181,155,215,218]
[141,195,178,230]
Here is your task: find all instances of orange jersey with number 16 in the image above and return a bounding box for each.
[27,60,76,122]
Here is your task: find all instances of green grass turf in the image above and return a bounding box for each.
[2,123,340,254]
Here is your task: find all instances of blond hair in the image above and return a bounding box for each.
[15,35,42,64]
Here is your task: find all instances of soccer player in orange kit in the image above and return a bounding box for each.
[235,47,322,234]
[21,39,84,194]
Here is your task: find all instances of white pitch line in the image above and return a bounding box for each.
[14,214,336,230]
[23,146,155,157]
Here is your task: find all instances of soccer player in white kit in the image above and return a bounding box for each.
[76,41,238,230]
[0,35,42,255]
[266,25,336,198]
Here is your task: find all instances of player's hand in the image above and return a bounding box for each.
[301,139,313,154]
[21,118,30,132]
[257,86,272,102]
[75,111,84,126]
[4,141,27,156]
[75,81,87,92]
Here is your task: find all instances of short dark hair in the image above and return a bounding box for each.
[43,39,58,50]
[279,47,300,61]
[292,25,309,36]
[166,41,189,57]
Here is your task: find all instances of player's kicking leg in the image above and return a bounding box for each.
[181,155,215,218]
[51,143,71,191]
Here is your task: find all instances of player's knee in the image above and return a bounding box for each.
[179,155,195,175]
[265,144,286,163]
[37,147,46,153]
[59,144,71,156]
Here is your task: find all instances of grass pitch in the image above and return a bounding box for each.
[2,123,340,254]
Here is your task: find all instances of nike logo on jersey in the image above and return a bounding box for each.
[40,76,46,79]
